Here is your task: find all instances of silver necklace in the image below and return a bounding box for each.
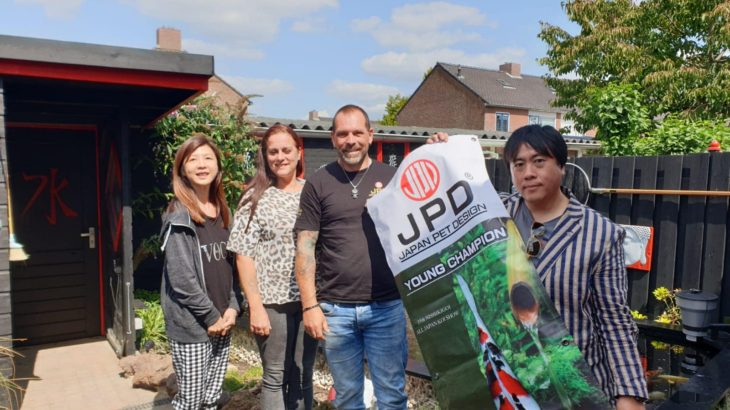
[339,159,371,199]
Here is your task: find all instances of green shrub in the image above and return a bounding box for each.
[132,95,258,269]
[134,291,169,353]
[149,95,258,212]
[635,116,730,156]
[135,289,161,303]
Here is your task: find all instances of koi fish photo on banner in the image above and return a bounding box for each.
[367,135,610,410]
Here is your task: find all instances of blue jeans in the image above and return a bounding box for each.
[320,299,408,410]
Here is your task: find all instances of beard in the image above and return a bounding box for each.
[337,148,368,167]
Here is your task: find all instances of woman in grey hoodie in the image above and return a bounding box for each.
[160,134,240,410]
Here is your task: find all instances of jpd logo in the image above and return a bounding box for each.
[400,159,440,201]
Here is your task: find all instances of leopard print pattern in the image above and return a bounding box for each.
[227,186,302,304]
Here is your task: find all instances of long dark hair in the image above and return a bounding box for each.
[167,133,231,227]
[238,125,303,232]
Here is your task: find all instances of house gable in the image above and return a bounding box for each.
[438,62,563,113]
[397,64,486,130]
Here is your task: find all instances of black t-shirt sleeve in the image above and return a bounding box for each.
[294,179,321,232]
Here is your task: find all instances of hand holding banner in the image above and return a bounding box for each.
[367,135,610,409]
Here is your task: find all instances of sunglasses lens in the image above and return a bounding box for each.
[526,238,540,257]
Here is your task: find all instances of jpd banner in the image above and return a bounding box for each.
[367,135,610,410]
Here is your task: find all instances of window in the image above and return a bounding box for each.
[528,113,556,127]
[497,79,515,89]
[496,112,510,132]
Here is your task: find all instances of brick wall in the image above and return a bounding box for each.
[204,76,244,107]
[483,107,529,132]
[397,67,486,130]
[156,27,181,51]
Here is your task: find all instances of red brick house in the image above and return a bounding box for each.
[397,62,582,135]
[157,27,245,108]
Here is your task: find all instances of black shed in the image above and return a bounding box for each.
[0,34,213,356]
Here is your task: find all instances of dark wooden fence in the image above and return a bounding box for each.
[486,152,730,322]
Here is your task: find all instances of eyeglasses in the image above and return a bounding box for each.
[525,222,546,258]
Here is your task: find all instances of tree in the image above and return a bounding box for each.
[577,83,650,155]
[150,95,258,210]
[380,94,409,126]
[539,0,730,122]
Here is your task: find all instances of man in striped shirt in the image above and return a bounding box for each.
[502,124,648,409]
[430,125,648,409]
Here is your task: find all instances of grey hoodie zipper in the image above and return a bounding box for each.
[161,214,207,290]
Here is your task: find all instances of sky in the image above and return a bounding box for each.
[2,0,577,120]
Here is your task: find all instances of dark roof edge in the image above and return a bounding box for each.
[438,61,547,80]
[0,34,214,76]
[251,116,600,146]
[488,103,567,114]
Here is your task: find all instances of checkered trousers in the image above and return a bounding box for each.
[170,334,232,410]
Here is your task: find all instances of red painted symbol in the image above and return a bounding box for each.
[21,168,79,225]
[400,159,440,201]
[105,143,123,251]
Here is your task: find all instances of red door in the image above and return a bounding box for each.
[8,126,101,345]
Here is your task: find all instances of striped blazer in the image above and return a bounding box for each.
[504,192,648,401]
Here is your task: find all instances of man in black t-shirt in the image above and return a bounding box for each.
[294,105,408,409]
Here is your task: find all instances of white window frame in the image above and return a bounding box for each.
[496,112,510,132]
[527,111,556,128]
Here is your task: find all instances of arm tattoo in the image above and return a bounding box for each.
[296,230,319,278]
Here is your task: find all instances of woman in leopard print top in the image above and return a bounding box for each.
[227,125,317,410]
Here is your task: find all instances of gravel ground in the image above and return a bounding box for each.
[227,325,439,409]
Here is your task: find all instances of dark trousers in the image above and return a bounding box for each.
[255,302,319,410]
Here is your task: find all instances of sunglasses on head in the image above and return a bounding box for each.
[525,222,546,258]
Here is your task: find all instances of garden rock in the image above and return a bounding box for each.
[222,383,261,410]
[166,373,177,398]
[119,353,173,391]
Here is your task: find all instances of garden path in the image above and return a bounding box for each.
[15,337,172,410]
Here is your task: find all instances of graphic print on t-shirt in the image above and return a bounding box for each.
[200,240,229,263]
[196,215,234,315]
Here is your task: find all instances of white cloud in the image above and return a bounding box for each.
[125,0,337,58]
[352,2,494,51]
[15,0,84,19]
[351,16,381,32]
[391,2,488,30]
[363,103,387,119]
[291,17,327,33]
[224,75,294,97]
[183,38,264,60]
[362,48,527,81]
[326,80,400,103]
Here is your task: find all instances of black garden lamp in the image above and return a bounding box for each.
[676,289,718,342]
